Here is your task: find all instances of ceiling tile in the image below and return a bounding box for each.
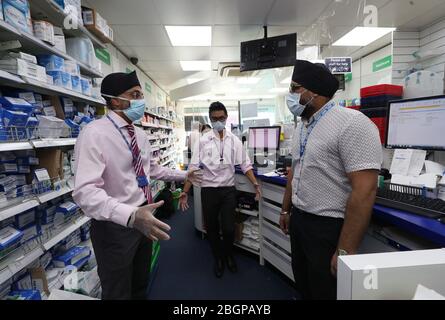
[121,46,177,61]
[83,0,161,25]
[214,0,275,25]
[153,0,215,25]
[267,0,332,26]
[112,25,171,46]
[139,60,181,72]
[211,46,240,62]
[174,47,212,60]
[213,25,263,46]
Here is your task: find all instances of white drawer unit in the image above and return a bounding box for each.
[261,200,281,225]
[235,174,256,194]
[263,240,294,282]
[262,182,284,204]
[262,220,291,253]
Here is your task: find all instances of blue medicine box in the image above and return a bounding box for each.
[40,206,57,225]
[2,1,30,34]
[65,119,80,137]
[0,226,24,251]
[1,109,30,128]
[20,223,41,243]
[71,75,81,93]
[56,201,79,216]
[0,97,34,114]
[3,0,29,13]
[17,157,39,166]
[80,77,91,96]
[47,71,71,90]
[53,246,91,267]
[6,290,41,300]
[37,54,65,72]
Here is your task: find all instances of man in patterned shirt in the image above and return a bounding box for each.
[279,60,383,300]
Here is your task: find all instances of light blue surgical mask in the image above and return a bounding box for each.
[123,99,146,122]
[212,121,226,132]
[286,90,314,117]
[102,94,146,122]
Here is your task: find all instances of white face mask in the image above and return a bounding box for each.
[212,120,226,132]
[286,90,314,117]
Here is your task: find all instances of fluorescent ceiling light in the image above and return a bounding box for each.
[180,61,211,71]
[237,77,261,85]
[186,78,204,85]
[280,76,291,84]
[269,88,288,93]
[165,26,212,46]
[333,27,396,47]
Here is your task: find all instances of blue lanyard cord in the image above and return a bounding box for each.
[299,101,336,159]
[106,115,136,162]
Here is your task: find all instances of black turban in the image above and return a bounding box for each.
[292,60,339,98]
[101,71,141,99]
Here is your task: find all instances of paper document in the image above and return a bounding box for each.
[263,171,280,177]
[390,149,426,176]
[391,173,438,189]
[425,160,445,176]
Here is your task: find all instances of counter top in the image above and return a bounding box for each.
[235,170,445,247]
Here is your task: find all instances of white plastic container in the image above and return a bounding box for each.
[36,115,65,139]
[65,37,95,68]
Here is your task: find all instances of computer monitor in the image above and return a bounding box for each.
[248,126,281,151]
[386,95,445,151]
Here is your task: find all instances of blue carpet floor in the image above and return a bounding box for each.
[148,203,297,300]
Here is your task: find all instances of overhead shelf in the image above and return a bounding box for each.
[0,199,40,223]
[0,70,105,107]
[0,20,103,78]
[30,0,107,49]
[32,138,77,148]
[0,140,33,152]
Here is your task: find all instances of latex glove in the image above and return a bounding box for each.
[279,214,290,235]
[178,192,189,212]
[133,201,171,241]
[186,168,203,186]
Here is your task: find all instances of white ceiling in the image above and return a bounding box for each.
[85,0,445,95]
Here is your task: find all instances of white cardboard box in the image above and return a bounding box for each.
[338,249,445,300]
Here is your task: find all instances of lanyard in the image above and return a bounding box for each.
[107,115,135,162]
[299,101,336,159]
[107,114,149,188]
[215,137,225,163]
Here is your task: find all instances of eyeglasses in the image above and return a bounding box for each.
[210,116,227,122]
[289,83,304,93]
[128,91,144,100]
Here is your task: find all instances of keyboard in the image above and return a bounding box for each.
[376,186,445,219]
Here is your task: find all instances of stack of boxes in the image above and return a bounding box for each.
[0,52,47,83]
[14,208,41,244]
[359,84,404,144]
[0,151,36,205]
[81,6,114,43]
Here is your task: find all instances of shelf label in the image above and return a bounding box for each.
[373,55,392,72]
[345,72,352,82]
[95,48,111,66]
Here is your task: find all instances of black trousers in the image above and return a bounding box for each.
[91,219,152,300]
[201,187,237,259]
[289,207,344,300]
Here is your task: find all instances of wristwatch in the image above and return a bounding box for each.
[338,249,349,256]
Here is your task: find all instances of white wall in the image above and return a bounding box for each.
[97,44,170,111]
[335,45,393,102]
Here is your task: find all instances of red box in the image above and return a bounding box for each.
[360,84,403,98]
[370,117,387,144]
[347,106,361,110]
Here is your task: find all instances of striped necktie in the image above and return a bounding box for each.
[126,125,153,204]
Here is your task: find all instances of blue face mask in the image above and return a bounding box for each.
[123,99,146,122]
[212,121,226,132]
[103,94,146,122]
[286,91,313,117]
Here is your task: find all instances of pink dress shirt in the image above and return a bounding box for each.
[190,129,253,188]
[73,111,187,227]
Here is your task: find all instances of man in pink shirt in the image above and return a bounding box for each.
[180,102,261,278]
[73,71,202,300]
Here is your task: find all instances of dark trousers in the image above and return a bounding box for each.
[91,219,152,300]
[201,187,237,259]
[289,207,344,300]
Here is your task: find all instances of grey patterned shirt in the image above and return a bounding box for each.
[291,101,383,219]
